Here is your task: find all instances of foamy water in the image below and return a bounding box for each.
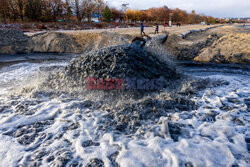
[0,58,249,166]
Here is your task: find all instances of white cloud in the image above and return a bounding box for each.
[107,0,250,17]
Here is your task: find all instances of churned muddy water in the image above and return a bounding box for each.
[0,51,249,167]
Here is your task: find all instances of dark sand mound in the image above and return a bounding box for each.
[163,33,221,60]
[43,42,181,101]
[36,39,187,102]
[65,44,179,88]
[0,29,33,54]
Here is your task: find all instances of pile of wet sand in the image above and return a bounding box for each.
[68,31,133,53]
[44,41,179,97]
[0,29,33,54]
[31,32,82,53]
[163,33,221,60]
[31,31,133,54]
[66,44,178,86]
[195,32,250,64]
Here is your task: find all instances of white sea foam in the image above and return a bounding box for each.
[0,61,249,167]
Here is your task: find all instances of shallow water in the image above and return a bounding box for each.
[0,55,249,167]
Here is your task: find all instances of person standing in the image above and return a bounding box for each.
[155,22,159,34]
[140,22,146,35]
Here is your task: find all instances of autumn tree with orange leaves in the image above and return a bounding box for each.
[124,6,213,24]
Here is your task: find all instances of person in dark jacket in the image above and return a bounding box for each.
[155,22,159,34]
[140,22,146,35]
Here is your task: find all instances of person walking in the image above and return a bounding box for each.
[155,22,159,34]
[140,22,146,36]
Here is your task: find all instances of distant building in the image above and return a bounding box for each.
[82,13,100,23]
[91,13,100,23]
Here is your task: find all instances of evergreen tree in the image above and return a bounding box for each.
[103,6,112,22]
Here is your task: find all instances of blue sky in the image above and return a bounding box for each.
[107,0,250,18]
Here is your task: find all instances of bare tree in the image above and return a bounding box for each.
[82,0,96,22]
[0,0,8,23]
[8,0,19,22]
[47,0,63,21]
[94,0,105,21]
[16,0,26,21]
[72,0,83,22]
[64,0,72,21]
[71,0,104,22]
[25,0,43,21]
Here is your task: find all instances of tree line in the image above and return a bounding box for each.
[0,0,106,23]
[0,0,216,24]
[124,6,216,24]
